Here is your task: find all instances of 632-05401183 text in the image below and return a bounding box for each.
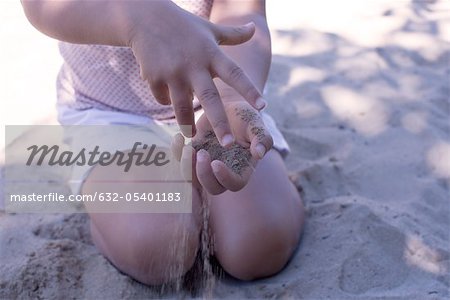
[9,192,183,202]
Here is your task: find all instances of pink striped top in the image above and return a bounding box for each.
[57,0,213,121]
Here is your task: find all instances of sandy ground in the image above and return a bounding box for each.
[1,0,450,299]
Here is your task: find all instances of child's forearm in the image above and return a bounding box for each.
[210,2,271,102]
[21,0,173,46]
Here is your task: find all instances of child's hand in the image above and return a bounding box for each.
[171,101,273,195]
[201,101,273,160]
[126,1,265,142]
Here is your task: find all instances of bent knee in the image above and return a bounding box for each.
[127,231,199,285]
[215,224,299,281]
[91,218,200,286]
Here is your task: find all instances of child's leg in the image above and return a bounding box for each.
[81,151,203,286]
[208,149,304,280]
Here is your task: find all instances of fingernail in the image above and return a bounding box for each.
[182,145,193,157]
[182,128,193,138]
[211,160,221,173]
[256,144,266,159]
[197,149,207,162]
[255,97,267,110]
[221,134,234,147]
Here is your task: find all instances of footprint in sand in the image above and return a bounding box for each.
[295,163,348,203]
[339,213,409,294]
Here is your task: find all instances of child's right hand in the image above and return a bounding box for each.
[124,1,265,143]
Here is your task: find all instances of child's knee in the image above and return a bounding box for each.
[215,224,298,281]
[92,217,200,286]
[131,231,199,285]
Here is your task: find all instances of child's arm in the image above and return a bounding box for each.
[211,0,271,97]
[21,0,264,144]
[210,0,273,156]
[21,0,131,46]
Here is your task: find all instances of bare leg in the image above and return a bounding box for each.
[82,148,302,284]
[208,150,304,280]
[82,149,202,286]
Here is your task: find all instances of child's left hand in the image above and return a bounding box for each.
[171,101,273,195]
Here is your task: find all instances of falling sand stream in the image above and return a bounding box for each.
[162,129,254,298]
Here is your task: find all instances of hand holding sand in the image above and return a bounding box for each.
[171,101,273,194]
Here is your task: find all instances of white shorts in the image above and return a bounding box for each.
[57,106,290,194]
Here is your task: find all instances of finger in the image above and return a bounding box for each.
[170,133,185,161]
[210,160,249,192]
[149,80,171,105]
[193,112,213,137]
[196,149,226,195]
[213,22,255,46]
[212,54,266,110]
[181,144,200,188]
[191,72,233,147]
[248,125,274,159]
[180,145,195,182]
[168,83,195,138]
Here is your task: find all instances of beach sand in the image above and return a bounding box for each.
[1,0,449,299]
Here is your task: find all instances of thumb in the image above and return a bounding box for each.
[214,22,256,45]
